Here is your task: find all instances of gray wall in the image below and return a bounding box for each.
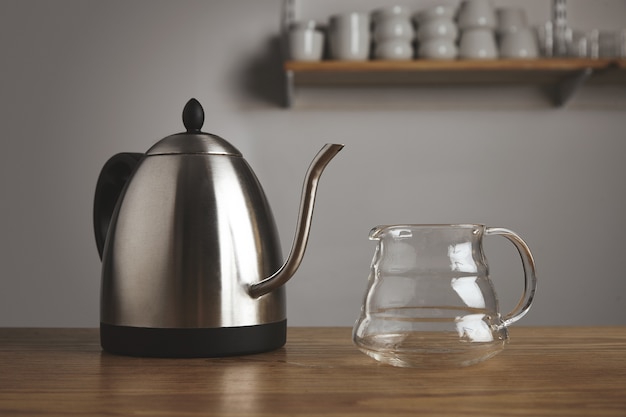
[1,0,625,327]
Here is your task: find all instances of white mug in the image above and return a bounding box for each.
[371,6,415,42]
[374,39,414,60]
[329,12,371,61]
[496,7,528,35]
[593,29,626,58]
[457,0,496,30]
[373,15,414,43]
[372,5,410,22]
[499,28,538,58]
[418,38,458,60]
[459,28,498,59]
[288,21,324,61]
[413,5,456,25]
[416,17,458,42]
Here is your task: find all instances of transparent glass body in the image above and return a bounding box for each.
[353,224,537,368]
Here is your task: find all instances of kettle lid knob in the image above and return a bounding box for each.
[182,98,204,132]
[145,98,241,156]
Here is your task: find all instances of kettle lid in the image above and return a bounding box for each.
[146,98,241,156]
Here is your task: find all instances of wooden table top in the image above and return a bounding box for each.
[1,327,625,416]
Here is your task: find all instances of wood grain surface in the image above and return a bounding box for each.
[284,58,626,87]
[285,58,613,72]
[1,327,625,416]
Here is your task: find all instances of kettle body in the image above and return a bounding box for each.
[94,99,343,357]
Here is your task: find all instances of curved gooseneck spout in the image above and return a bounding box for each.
[248,143,344,299]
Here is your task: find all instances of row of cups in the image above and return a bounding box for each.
[545,25,626,59]
[288,0,539,61]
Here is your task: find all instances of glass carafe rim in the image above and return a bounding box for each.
[369,223,485,239]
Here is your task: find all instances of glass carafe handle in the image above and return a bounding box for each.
[485,227,538,328]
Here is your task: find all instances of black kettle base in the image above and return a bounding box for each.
[100,320,286,358]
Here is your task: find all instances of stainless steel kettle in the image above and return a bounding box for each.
[94,98,343,357]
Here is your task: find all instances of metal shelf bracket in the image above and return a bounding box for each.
[285,70,294,108]
[282,0,296,108]
[554,67,594,107]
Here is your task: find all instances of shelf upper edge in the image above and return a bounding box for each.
[284,58,614,72]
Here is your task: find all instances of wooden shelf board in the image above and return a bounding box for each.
[285,58,610,73]
[283,58,626,107]
[285,59,621,87]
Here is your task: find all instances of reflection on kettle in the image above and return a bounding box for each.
[94,98,343,357]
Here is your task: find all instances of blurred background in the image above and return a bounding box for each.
[1,0,625,327]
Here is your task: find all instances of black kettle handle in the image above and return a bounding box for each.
[93,153,144,260]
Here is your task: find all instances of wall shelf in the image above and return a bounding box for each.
[283,58,626,108]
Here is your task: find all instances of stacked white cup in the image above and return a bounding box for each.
[457,0,498,59]
[414,5,459,60]
[288,20,324,62]
[496,7,538,58]
[372,5,415,60]
[328,12,371,61]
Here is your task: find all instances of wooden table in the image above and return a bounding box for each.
[1,327,625,416]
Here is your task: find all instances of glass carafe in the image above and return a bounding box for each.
[353,224,537,367]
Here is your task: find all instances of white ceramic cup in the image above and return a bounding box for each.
[372,5,410,22]
[593,29,626,58]
[565,29,590,58]
[459,28,498,59]
[496,7,528,35]
[413,5,456,24]
[416,17,458,42]
[288,22,324,61]
[329,12,371,61]
[499,27,538,58]
[536,21,554,57]
[373,15,414,42]
[457,0,496,30]
[418,38,458,60]
[290,20,317,31]
[374,39,414,60]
